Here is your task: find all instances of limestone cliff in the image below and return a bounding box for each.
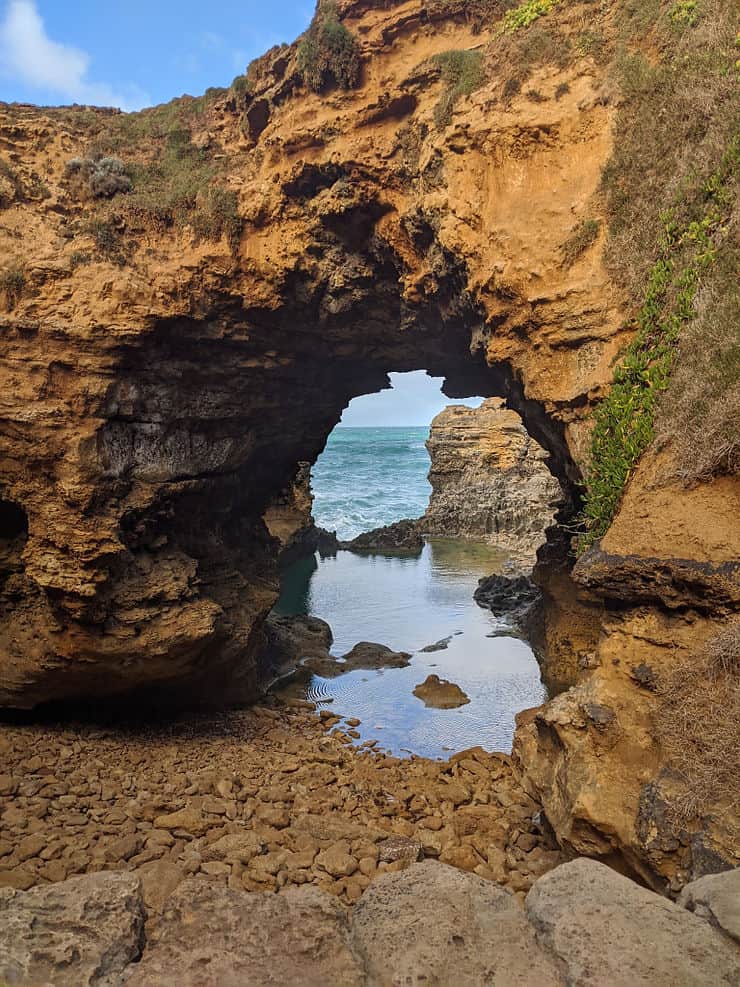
[0,0,737,892]
[422,399,562,568]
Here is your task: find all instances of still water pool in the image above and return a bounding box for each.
[273,539,547,759]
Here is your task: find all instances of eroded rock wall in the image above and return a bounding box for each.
[422,399,562,568]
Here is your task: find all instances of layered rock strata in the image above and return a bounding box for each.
[422,400,563,568]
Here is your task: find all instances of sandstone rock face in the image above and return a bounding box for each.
[422,400,563,568]
[0,0,737,898]
[0,0,623,709]
[0,873,145,987]
[262,462,318,564]
[678,869,740,944]
[351,860,565,986]
[4,859,738,986]
[525,858,740,987]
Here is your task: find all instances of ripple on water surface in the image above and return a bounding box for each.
[273,539,547,760]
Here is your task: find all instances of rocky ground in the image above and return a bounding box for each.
[3,857,738,986]
[0,699,563,909]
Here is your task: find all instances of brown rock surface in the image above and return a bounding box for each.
[0,704,561,905]
[0,0,736,897]
[0,0,624,710]
[422,400,562,568]
[413,674,471,709]
[0,872,145,986]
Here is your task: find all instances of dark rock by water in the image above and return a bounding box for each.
[339,519,424,555]
[474,573,543,632]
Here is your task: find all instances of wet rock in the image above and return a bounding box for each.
[413,674,470,709]
[474,573,542,630]
[340,519,423,555]
[125,879,364,987]
[306,641,411,678]
[351,861,565,986]
[262,614,334,680]
[0,872,144,986]
[679,868,740,943]
[420,636,454,652]
[526,858,740,986]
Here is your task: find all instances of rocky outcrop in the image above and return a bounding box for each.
[421,400,563,569]
[0,0,737,895]
[0,0,625,709]
[340,519,424,555]
[262,462,318,565]
[4,859,739,986]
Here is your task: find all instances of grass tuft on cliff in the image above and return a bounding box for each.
[578,0,739,548]
[75,103,243,252]
[0,267,26,310]
[502,0,561,32]
[298,1,361,93]
[655,621,740,822]
[433,50,486,128]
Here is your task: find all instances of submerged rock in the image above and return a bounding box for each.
[413,674,470,709]
[420,635,454,653]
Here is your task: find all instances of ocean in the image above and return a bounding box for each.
[312,426,431,540]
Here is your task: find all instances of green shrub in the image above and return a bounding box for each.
[670,0,699,27]
[84,218,122,258]
[298,1,361,93]
[561,219,600,267]
[502,0,560,32]
[433,50,486,128]
[65,156,132,198]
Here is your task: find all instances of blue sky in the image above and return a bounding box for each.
[340,373,482,428]
[0,0,313,109]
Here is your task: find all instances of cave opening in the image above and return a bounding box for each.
[264,371,563,759]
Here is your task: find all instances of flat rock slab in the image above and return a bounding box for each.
[351,860,565,986]
[125,878,365,987]
[0,872,145,987]
[526,858,740,987]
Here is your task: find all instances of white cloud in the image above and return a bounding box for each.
[0,0,148,110]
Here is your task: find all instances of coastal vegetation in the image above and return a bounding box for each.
[298,1,361,92]
[578,0,739,545]
[433,50,486,128]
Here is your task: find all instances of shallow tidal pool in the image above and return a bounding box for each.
[273,539,547,759]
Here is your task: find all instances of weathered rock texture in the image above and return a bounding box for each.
[0,0,737,892]
[0,0,625,711]
[422,399,562,568]
[4,859,739,986]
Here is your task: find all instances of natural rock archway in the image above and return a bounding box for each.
[0,0,737,891]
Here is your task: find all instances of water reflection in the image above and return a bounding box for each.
[273,539,547,759]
